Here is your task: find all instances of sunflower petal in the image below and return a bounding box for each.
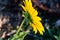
[30,23,37,34]
[20,4,26,11]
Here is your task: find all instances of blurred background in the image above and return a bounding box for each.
[0,0,60,40]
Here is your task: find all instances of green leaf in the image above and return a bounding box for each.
[15,31,28,40]
[8,31,28,40]
[57,35,60,40]
[19,31,28,39]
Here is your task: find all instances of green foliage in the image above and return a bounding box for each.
[23,12,32,23]
[9,31,28,40]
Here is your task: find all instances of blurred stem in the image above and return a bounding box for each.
[16,19,25,34]
[45,23,54,38]
[11,19,25,40]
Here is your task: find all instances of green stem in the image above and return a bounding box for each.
[11,19,25,40]
[16,19,25,34]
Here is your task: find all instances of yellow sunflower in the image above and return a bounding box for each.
[21,0,45,35]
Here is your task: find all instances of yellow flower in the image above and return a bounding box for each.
[21,0,45,35]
